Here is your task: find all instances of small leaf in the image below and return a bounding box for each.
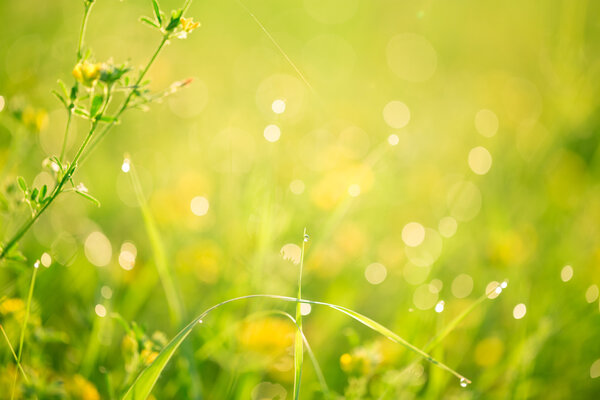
[73,108,90,118]
[58,79,70,98]
[140,16,160,29]
[90,93,104,117]
[70,84,78,101]
[30,188,39,202]
[165,8,183,31]
[39,184,47,201]
[52,90,68,108]
[75,190,101,207]
[151,0,162,25]
[17,177,28,194]
[50,156,64,171]
[99,115,118,123]
[6,249,27,263]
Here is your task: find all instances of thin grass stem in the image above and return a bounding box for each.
[0,325,29,382]
[293,229,307,400]
[10,264,38,399]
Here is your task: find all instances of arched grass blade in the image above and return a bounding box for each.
[123,294,470,399]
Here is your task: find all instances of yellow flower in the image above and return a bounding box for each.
[238,317,294,357]
[0,298,24,315]
[66,375,100,400]
[141,348,159,365]
[21,106,48,132]
[340,353,353,371]
[72,61,102,87]
[180,17,200,33]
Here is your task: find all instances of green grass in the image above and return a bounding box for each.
[1,0,600,398]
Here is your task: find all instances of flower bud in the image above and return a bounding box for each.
[72,61,102,87]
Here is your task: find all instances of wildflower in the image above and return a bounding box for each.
[178,17,200,38]
[76,183,88,193]
[340,353,353,371]
[67,375,100,400]
[72,61,102,87]
[141,348,159,365]
[180,17,200,32]
[0,298,24,315]
[239,317,294,356]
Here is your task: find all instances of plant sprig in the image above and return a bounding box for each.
[0,0,197,262]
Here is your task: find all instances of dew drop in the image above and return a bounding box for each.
[197,319,203,324]
[303,234,310,242]
[460,378,469,387]
[121,159,131,173]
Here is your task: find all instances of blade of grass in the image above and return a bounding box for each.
[125,156,203,399]
[0,325,29,382]
[424,280,508,352]
[11,262,39,400]
[126,157,184,325]
[271,310,330,397]
[293,229,307,400]
[123,294,471,399]
[234,0,317,96]
[192,309,329,397]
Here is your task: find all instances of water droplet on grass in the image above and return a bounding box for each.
[460,378,469,387]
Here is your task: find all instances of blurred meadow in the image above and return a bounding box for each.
[1,0,600,398]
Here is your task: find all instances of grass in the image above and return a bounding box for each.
[1,0,600,398]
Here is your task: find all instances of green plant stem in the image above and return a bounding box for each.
[77,2,93,61]
[0,35,168,261]
[0,325,29,382]
[59,111,73,162]
[84,36,168,158]
[10,265,38,400]
[271,311,329,397]
[0,122,98,260]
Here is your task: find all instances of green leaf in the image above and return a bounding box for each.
[17,177,28,194]
[51,90,68,108]
[90,93,104,117]
[58,79,70,99]
[30,188,39,202]
[73,107,90,119]
[75,190,101,207]
[99,115,119,124]
[165,8,183,31]
[123,318,193,400]
[70,84,78,101]
[50,156,64,171]
[151,0,162,25]
[6,249,27,263]
[140,16,160,29]
[39,185,47,201]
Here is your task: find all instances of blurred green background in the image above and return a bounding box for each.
[1,0,600,398]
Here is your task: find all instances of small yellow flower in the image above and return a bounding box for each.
[67,375,100,400]
[72,61,102,87]
[340,353,353,371]
[141,348,159,365]
[180,17,200,33]
[21,106,48,132]
[0,298,24,315]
